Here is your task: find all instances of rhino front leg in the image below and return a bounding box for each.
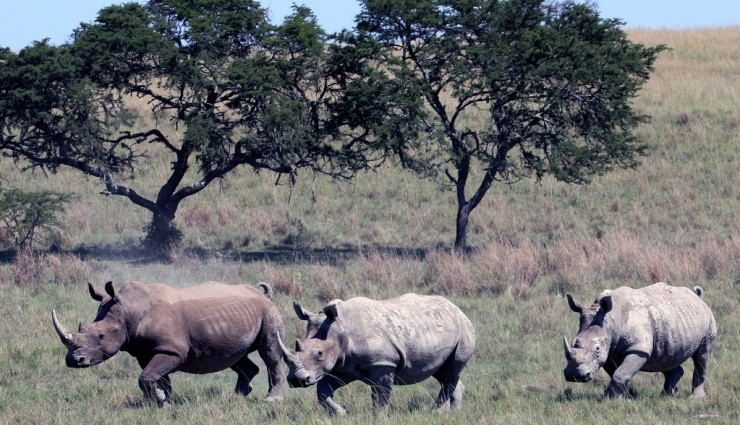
[139,354,182,407]
[604,352,647,399]
[661,366,684,396]
[317,375,352,415]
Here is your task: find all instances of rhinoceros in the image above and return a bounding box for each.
[563,282,717,398]
[52,280,285,407]
[277,294,476,415]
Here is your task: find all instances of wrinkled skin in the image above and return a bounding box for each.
[563,282,717,399]
[52,281,284,407]
[279,294,476,415]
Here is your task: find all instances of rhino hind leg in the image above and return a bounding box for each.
[690,339,714,398]
[449,380,465,411]
[432,363,465,411]
[257,307,285,402]
[660,366,684,396]
[231,357,260,396]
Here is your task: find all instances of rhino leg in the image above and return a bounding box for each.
[432,353,467,411]
[231,357,260,396]
[257,337,285,402]
[317,375,353,415]
[660,366,684,396]
[139,354,182,407]
[368,367,395,414]
[690,341,713,398]
[257,306,285,402]
[604,352,647,399]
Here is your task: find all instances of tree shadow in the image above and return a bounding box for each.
[0,244,433,266]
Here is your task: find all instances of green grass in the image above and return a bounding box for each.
[0,26,738,424]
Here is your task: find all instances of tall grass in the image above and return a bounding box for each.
[0,27,738,424]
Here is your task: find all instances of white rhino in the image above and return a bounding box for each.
[278,294,476,415]
[563,282,717,398]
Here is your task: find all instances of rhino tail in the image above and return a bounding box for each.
[257,282,274,300]
[693,286,704,298]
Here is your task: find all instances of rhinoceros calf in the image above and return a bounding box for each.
[52,281,285,407]
[563,282,717,398]
[278,294,476,415]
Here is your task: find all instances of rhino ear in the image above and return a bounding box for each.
[104,281,116,299]
[293,302,313,321]
[88,283,105,302]
[323,300,341,321]
[566,294,584,314]
[599,295,613,313]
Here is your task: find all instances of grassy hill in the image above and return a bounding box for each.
[0,27,737,424]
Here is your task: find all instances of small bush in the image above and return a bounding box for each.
[0,188,72,251]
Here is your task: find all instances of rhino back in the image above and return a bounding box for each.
[338,294,474,381]
[607,283,716,370]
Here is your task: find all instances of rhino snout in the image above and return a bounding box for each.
[563,366,593,383]
[66,351,92,368]
[287,370,320,388]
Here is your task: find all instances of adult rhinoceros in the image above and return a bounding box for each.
[563,282,717,398]
[278,294,476,415]
[52,280,285,407]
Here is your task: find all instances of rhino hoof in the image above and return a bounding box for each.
[263,395,283,403]
[329,406,347,416]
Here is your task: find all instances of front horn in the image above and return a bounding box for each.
[276,333,296,366]
[52,310,74,346]
[563,336,575,361]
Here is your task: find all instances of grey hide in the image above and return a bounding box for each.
[52,281,284,407]
[563,282,717,398]
[278,294,476,415]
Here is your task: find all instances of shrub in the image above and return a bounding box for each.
[0,188,72,251]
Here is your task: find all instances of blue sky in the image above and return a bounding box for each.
[2,1,739,52]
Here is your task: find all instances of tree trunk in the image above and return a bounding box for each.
[143,206,182,251]
[454,203,471,253]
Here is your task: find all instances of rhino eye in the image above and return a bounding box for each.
[315,349,323,359]
[98,332,105,341]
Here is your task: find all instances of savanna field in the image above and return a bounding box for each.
[0,27,738,424]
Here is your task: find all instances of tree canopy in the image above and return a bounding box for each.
[0,0,413,249]
[354,0,666,250]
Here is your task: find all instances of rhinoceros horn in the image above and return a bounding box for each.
[563,336,575,361]
[276,333,297,366]
[52,310,73,346]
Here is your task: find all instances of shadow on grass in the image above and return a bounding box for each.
[0,244,436,266]
[555,387,639,403]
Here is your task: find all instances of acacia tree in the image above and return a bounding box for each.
[355,0,666,251]
[0,0,413,249]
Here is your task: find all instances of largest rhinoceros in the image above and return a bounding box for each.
[277,294,476,415]
[52,280,284,407]
[563,282,717,398]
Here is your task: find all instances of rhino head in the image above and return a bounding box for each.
[52,281,128,368]
[563,292,612,382]
[278,300,347,388]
